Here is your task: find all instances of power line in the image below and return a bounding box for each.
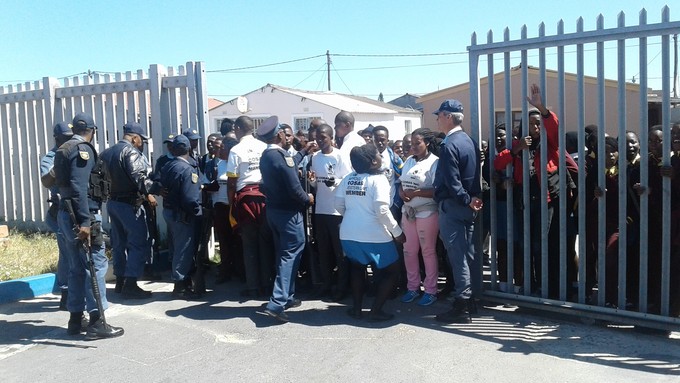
[332,52,467,57]
[207,54,325,73]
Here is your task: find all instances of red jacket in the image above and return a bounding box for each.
[493,111,576,202]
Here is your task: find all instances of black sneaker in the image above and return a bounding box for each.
[284,299,302,310]
[264,308,290,323]
[85,319,124,340]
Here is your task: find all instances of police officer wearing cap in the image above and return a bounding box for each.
[40,121,74,310]
[182,128,202,169]
[431,99,483,324]
[100,122,157,299]
[258,116,314,322]
[151,134,176,182]
[53,112,124,339]
[160,134,203,299]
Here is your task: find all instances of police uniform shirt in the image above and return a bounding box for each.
[160,157,202,217]
[334,172,402,244]
[40,148,58,191]
[310,148,352,216]
[225,135,267,192]
[259,144,309,211]
[56,135,99,228]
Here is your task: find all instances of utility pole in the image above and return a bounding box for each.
[326,50,331,91]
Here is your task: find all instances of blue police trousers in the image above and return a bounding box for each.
[438,199,478,300]
[265,208,305,314]
[163,209,197,282]
[108,200,151,278]
[57,210,109,313]
[45,211,69,290]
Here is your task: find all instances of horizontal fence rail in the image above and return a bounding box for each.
[468,6,680,330]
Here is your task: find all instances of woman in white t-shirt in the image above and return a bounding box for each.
[398,128,441,306]
[335,144,405,322]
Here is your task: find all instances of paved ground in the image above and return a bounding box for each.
[1,276,679,383]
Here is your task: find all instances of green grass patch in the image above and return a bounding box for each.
[0,230,59,282]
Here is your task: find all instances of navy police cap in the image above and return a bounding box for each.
[256,116,281,141]
[182,129,201,140]
[72,112,96,130]
[123,122,149,140]
[172,134,190,149]
[53,121,73,137]
[432,99,464,115]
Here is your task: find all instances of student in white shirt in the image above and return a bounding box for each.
[309,124,352,300]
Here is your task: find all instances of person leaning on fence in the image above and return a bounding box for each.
[100,122,157,300]
[258,116,315,323]
[493,84,578,300]
[40,121,73,310]
[53,112,123,339]
[431,99,483,324]
[335,144,406,322]
[160,134,203,299]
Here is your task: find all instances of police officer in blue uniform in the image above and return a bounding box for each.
[182,128,202,169]
[258,116,314,322]
[160,134,203,299]
[40,121,73,310]
[100,122,157,299]
[53,112,124,339]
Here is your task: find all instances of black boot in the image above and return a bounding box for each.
[436,298,472,324]
[114,276,124,294]
[85,320,124,340]
[121,277,152,299]
[67,312,88,335]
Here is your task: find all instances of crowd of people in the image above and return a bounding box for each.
[39,83,680,339]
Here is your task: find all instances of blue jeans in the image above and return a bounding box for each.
[108,200,151,278]
[57,210,109,313]
[265,209,305,314]
[45,210,69,289]
[163,209,197,282]
[438,199,478,300]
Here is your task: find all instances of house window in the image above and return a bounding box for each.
[404,120,412,134]
[251,117,268,130]
[294,116,322,133]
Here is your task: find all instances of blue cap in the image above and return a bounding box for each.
[53,121,73,137]
[182,129,201,140]
[72,112,96,130]
[172,134,190,149]
[163,134,175,144]
[123,122,149,140]
[432,99,464,115]
[255,116,281,141]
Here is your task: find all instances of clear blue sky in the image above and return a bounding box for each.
[0,0,675,102]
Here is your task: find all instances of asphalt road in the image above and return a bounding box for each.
[1,277,679,383]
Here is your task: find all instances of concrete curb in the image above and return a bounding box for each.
[0,273,57,304]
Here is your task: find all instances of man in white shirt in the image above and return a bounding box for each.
[334,111,365,164]
[226,116,274,297]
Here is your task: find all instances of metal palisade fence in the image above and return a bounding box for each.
[468,6,680,330]
[0,62,209,229]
